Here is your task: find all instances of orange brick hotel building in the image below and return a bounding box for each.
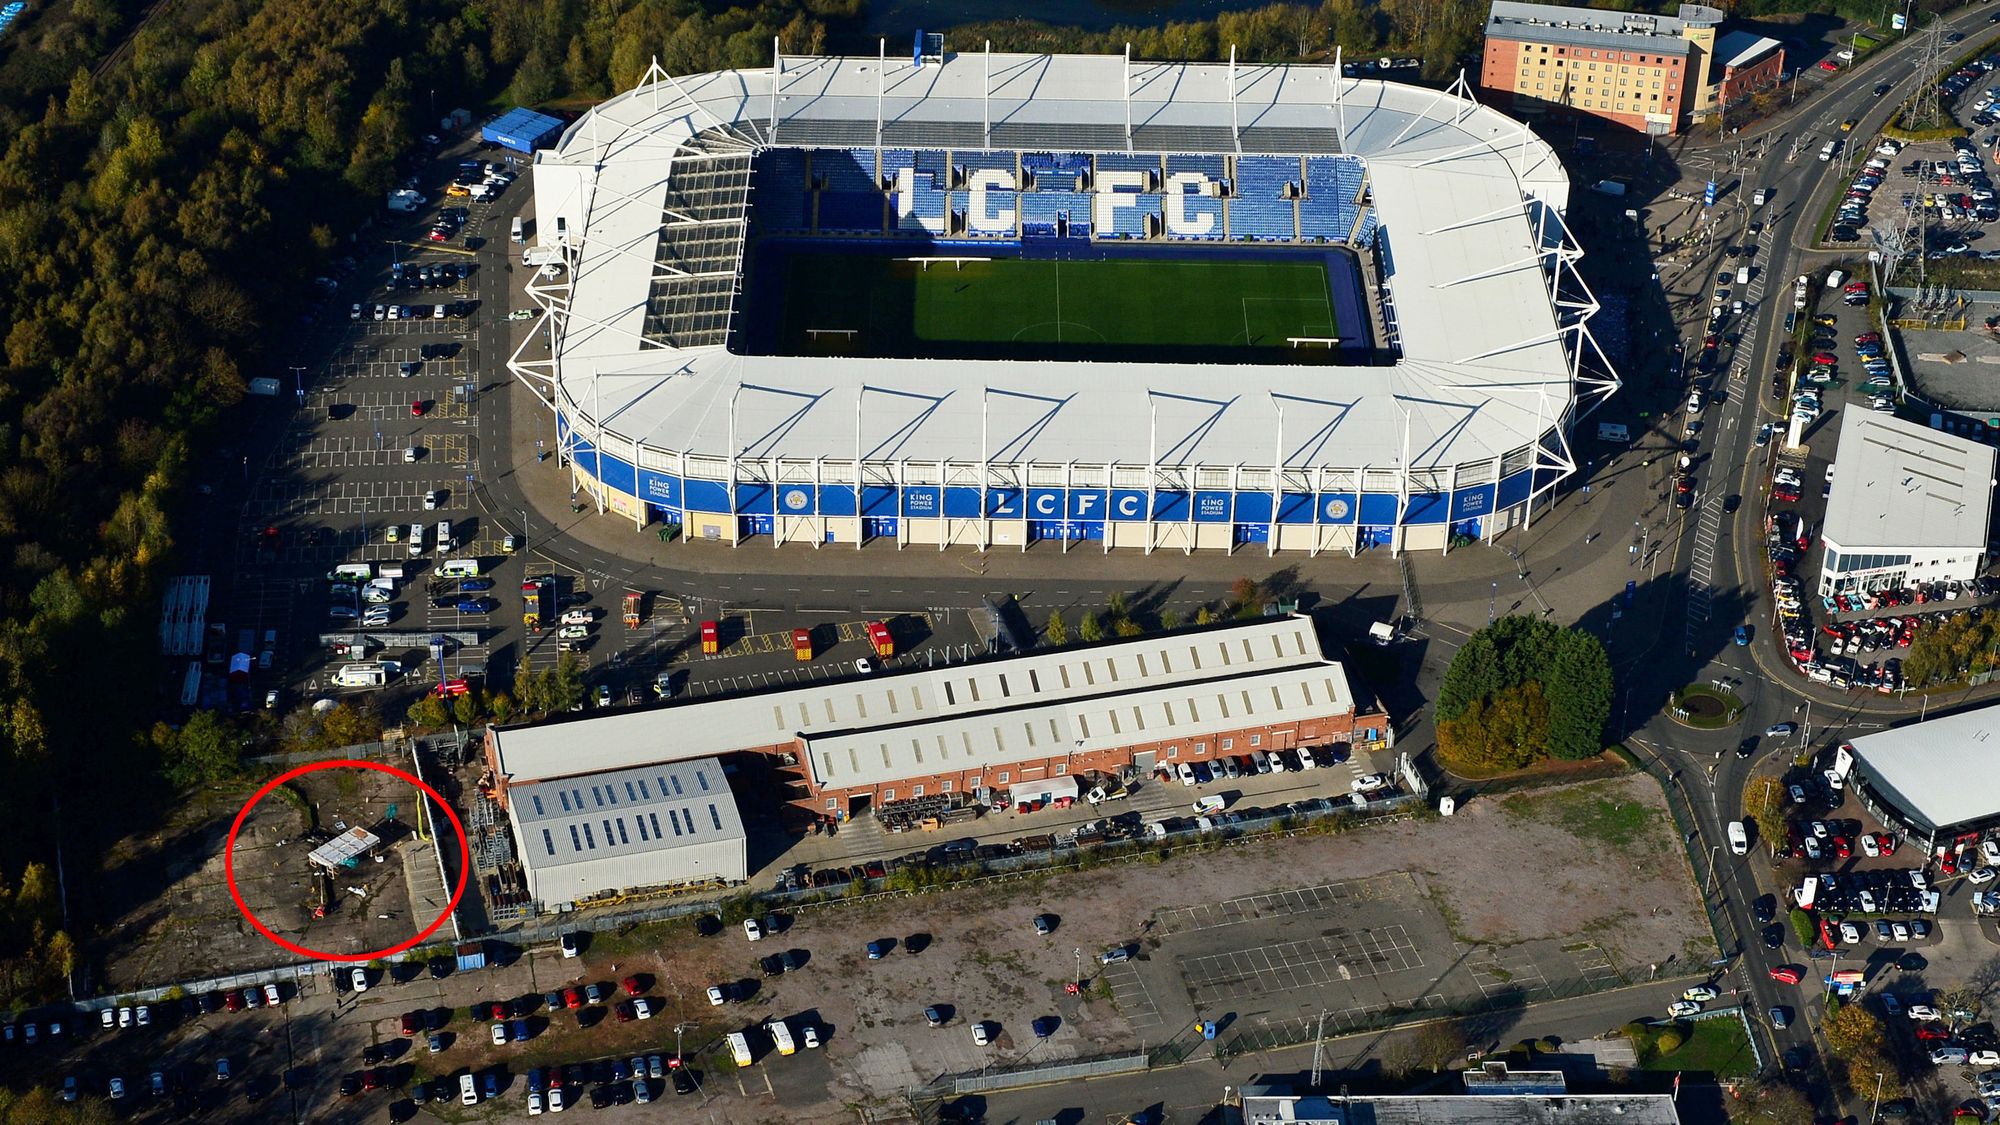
[1481,2,1784,135]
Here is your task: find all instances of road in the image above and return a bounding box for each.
[1632,3,2000,1116]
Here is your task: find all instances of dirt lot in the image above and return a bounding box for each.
[93,763,441,987]
[551,772,1712,1123]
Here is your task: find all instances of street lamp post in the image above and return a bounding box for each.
[1074,947,1083,987]
[1871,1072,1885,1123]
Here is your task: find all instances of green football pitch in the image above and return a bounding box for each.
[776,253,1340,361]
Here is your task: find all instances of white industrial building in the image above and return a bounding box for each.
[1844,704,2000,848]
[506,758,747,906]
[1818,412,1996,597]
[1240,1066,1679,1124]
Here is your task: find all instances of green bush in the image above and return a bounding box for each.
[1654,1027,1686,1054]
[1790,907,1816,948]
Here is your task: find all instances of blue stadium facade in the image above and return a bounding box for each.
[518,51,1614,556]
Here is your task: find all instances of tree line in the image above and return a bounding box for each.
[1434,615,1612,774]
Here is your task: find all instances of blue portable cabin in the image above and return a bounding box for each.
[481,107,565,154]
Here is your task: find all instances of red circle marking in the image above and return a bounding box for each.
[224,758,469,962]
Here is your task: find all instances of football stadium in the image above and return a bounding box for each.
[513,45,1615,555]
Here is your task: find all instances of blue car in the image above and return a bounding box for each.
[1734,625,1750,646]
[527,1068,544,1094]
[458,577,495,592]
[455,597,495,614]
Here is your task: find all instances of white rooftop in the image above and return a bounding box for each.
[307,826,381,870]
[1715,30,1783,71]
[534,51,1584,477]
[509,759,743,873]
[490,616,1335,785]
[1822,412,1996,553]
[1848,703,2000,834]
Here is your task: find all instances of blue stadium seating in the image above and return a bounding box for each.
[751,146,1368,247]
[1235,156,1300,197]
[814,149,877,193]
[958,188,1018,238]
[879,149,915,187]
[1166,194,1223,241]
[1022,152,1090,190]
[819,191,886,234]
[955,150,1016,176]
[1020,191,1079,237]
[1097,193,1160,239]
[754,150,810,231]
[1167,153,1226,178]
[893,183,949,234]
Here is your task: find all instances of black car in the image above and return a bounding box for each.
[759,954,785,976]
[1763,924,1785,950]
[428,957,451,980]
[338,1073,362,1097]
[1875,82,1893,96]
[670,1067,696,1095]
[1754,894,1777,923]
[780,949,804,972]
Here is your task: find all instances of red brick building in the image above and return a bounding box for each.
[486,615,1391,819]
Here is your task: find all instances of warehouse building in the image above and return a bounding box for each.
[1844,705,2000,851]
[505,759,746,905]
[486,615,1387,821]
[1818,412,1996,598]
[481,106,565,154]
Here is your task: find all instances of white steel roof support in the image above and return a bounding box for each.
[1333,48,1345,148]
[1229,46,1241,154]
[1267,396,1284,557]
[727,384,742,547]
[984,42,992,150]
[1124,44,1134,150]
[876,39,885,149]
[771,43,782,141]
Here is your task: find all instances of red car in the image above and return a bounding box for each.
[1916,1025,1952,1041]
[1878,834,1898,856]
[1811,353,1838,366]
[613,1001,635,1022]
[223,991,245,1012]
[1942,854,1959,876]
[563,987,583,1010]
[361,1068,384,1091]
[399,1011,421,1036]
[1818,59,1839,71]
[1769,966,1803,984]
[621,976,643,996]
[410,400,426,417]
[425,228,449,242]
[1833,837,1852,859]
[1856,332,1882,345]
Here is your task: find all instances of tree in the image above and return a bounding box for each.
[451,691,480,726]
[1411,1018,1471,1071]
[154,710,245,787]
[1737,1079,1816,1125]
[405,696,448,730]
[1434,615,1613,771]
[1824,1002,1887,1061]
[1044,609,1068,645]
[548,653,588,713]
[1743,779,1787,853]
[1078,612,1104,643]
[1543,628,1612,758]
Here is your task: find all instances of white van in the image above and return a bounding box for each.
[437,558,481,579]
[329,563,373,583]
[1752,187,1769,206]
[459,1073,478,1105]
[1596,422,1630,443]
[436,520,454,551]
[1727,821,1748,855]
[1735,266,1751,286]
[376,562,406,581]
[1819,141,1837,161]
[1826,269,1846,289]
[511,216,525,243]
[407,525,425,557]
[333,664,388,688]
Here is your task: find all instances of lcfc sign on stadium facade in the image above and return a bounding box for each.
[904,168,1225,237]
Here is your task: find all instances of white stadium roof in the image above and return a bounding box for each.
[523,51,1603,478]
[1822,412,1996,554]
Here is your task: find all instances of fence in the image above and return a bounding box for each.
[926,1051,1152,1097]
[75,962,327,1011]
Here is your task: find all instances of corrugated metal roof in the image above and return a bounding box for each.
[1849,704,2000,834]
[801,662,1354,791]
[510,759,744,875]
[1821,412,1995,553]
[490,616,1330,784]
